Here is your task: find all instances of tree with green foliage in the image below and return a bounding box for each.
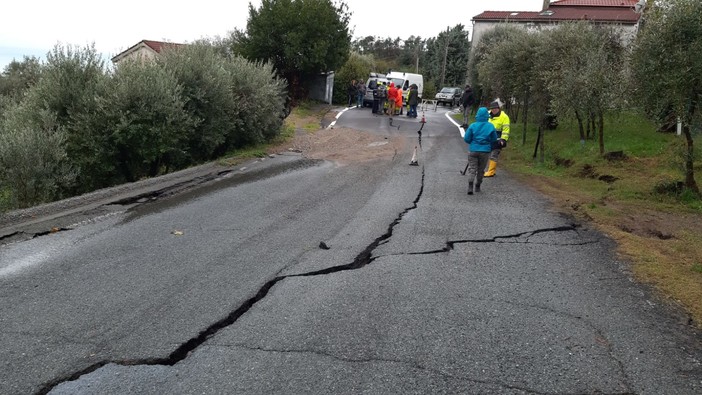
[222,53,288,147]
[27,44,106,126]
[539,22,625,154]
[159,40,287,154]
[467,24,524,107]
[425,25,470,89]
[333,51,375,104]
[398,36,426,74]
[482,31,542,145]
[475,26,527,111]
[0,56,42,104]
[95,61,195,183]
[158,42,239,162]
[233,0,351,103]
[630,0,701,195]
[0,104,76,208]
[17,44,107,195]
[350,36,413,74]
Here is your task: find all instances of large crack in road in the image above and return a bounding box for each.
[36,163,614,395]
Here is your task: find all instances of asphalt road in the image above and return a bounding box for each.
[1,104,701,394]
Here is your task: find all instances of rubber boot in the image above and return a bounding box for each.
[475,183,481,193]
[484,160,497,177]
[468,182,474,195]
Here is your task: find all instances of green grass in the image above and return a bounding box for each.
[500,110,702,327]
[503,111,701,212]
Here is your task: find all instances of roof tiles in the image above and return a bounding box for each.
[550,0,637,6]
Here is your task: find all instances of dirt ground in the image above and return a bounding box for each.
[268,106,407,165]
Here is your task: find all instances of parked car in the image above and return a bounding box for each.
[435,87,461,107]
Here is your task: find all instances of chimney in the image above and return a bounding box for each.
[542,0,551,11]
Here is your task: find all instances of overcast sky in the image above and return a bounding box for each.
[1,0,533,70]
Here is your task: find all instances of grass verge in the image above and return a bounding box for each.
[491,111,702,326]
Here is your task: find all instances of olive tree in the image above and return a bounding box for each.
[12,44,107,196]
[158,42,237,162]
[159,40,286,156]
[630,0,701,195]
[0,56,42,103]
[468,24,525,107]
[96,60,195,183]
[539,22,625,154]
[0,104,76,209]
[224,55,288,148]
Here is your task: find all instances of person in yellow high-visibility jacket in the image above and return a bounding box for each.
[484,100,510,177]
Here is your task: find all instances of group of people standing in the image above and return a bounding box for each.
[348,78,420,118]
[462,88,511,195]
[348,79,367,108]
[347,78,511,196]
[370,81,399,116]
[371,81,420,118]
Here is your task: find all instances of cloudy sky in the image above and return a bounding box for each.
[1,0,532,70]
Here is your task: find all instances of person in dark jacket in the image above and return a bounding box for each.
[407,84,419,118]
[356,80,366,108]
[460,85,475,127]
[463,107,498,195]
[347,79,356,107]
[377,81,388,115]
[370,79,380,114]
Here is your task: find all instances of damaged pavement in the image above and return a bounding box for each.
[2,107,702,394]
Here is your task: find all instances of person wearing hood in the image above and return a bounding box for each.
[387,82,398,116]
[395,84,403,115]
[484,100,510,177]
[464,107,498,195]
[407,84,419,118]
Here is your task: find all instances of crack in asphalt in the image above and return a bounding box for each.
[402,225,599,256]
[33,163,616,395]
[107,170,235,206]
[0,228,71,246]
[37,165,427,394]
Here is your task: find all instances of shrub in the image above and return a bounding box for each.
[0,104,76,209]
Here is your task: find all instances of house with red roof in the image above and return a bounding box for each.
[471,0,643,46]
[111,40,186,65]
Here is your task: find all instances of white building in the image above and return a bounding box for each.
[471,0,642,46]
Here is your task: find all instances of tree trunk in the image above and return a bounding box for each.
[522,90,529,146]
[598,110,605,155]
[682,126,699,194]
[683,97,700,194]
[575,110,585,142]
[539,126,545,164]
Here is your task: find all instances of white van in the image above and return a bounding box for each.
[385,71,424,104]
